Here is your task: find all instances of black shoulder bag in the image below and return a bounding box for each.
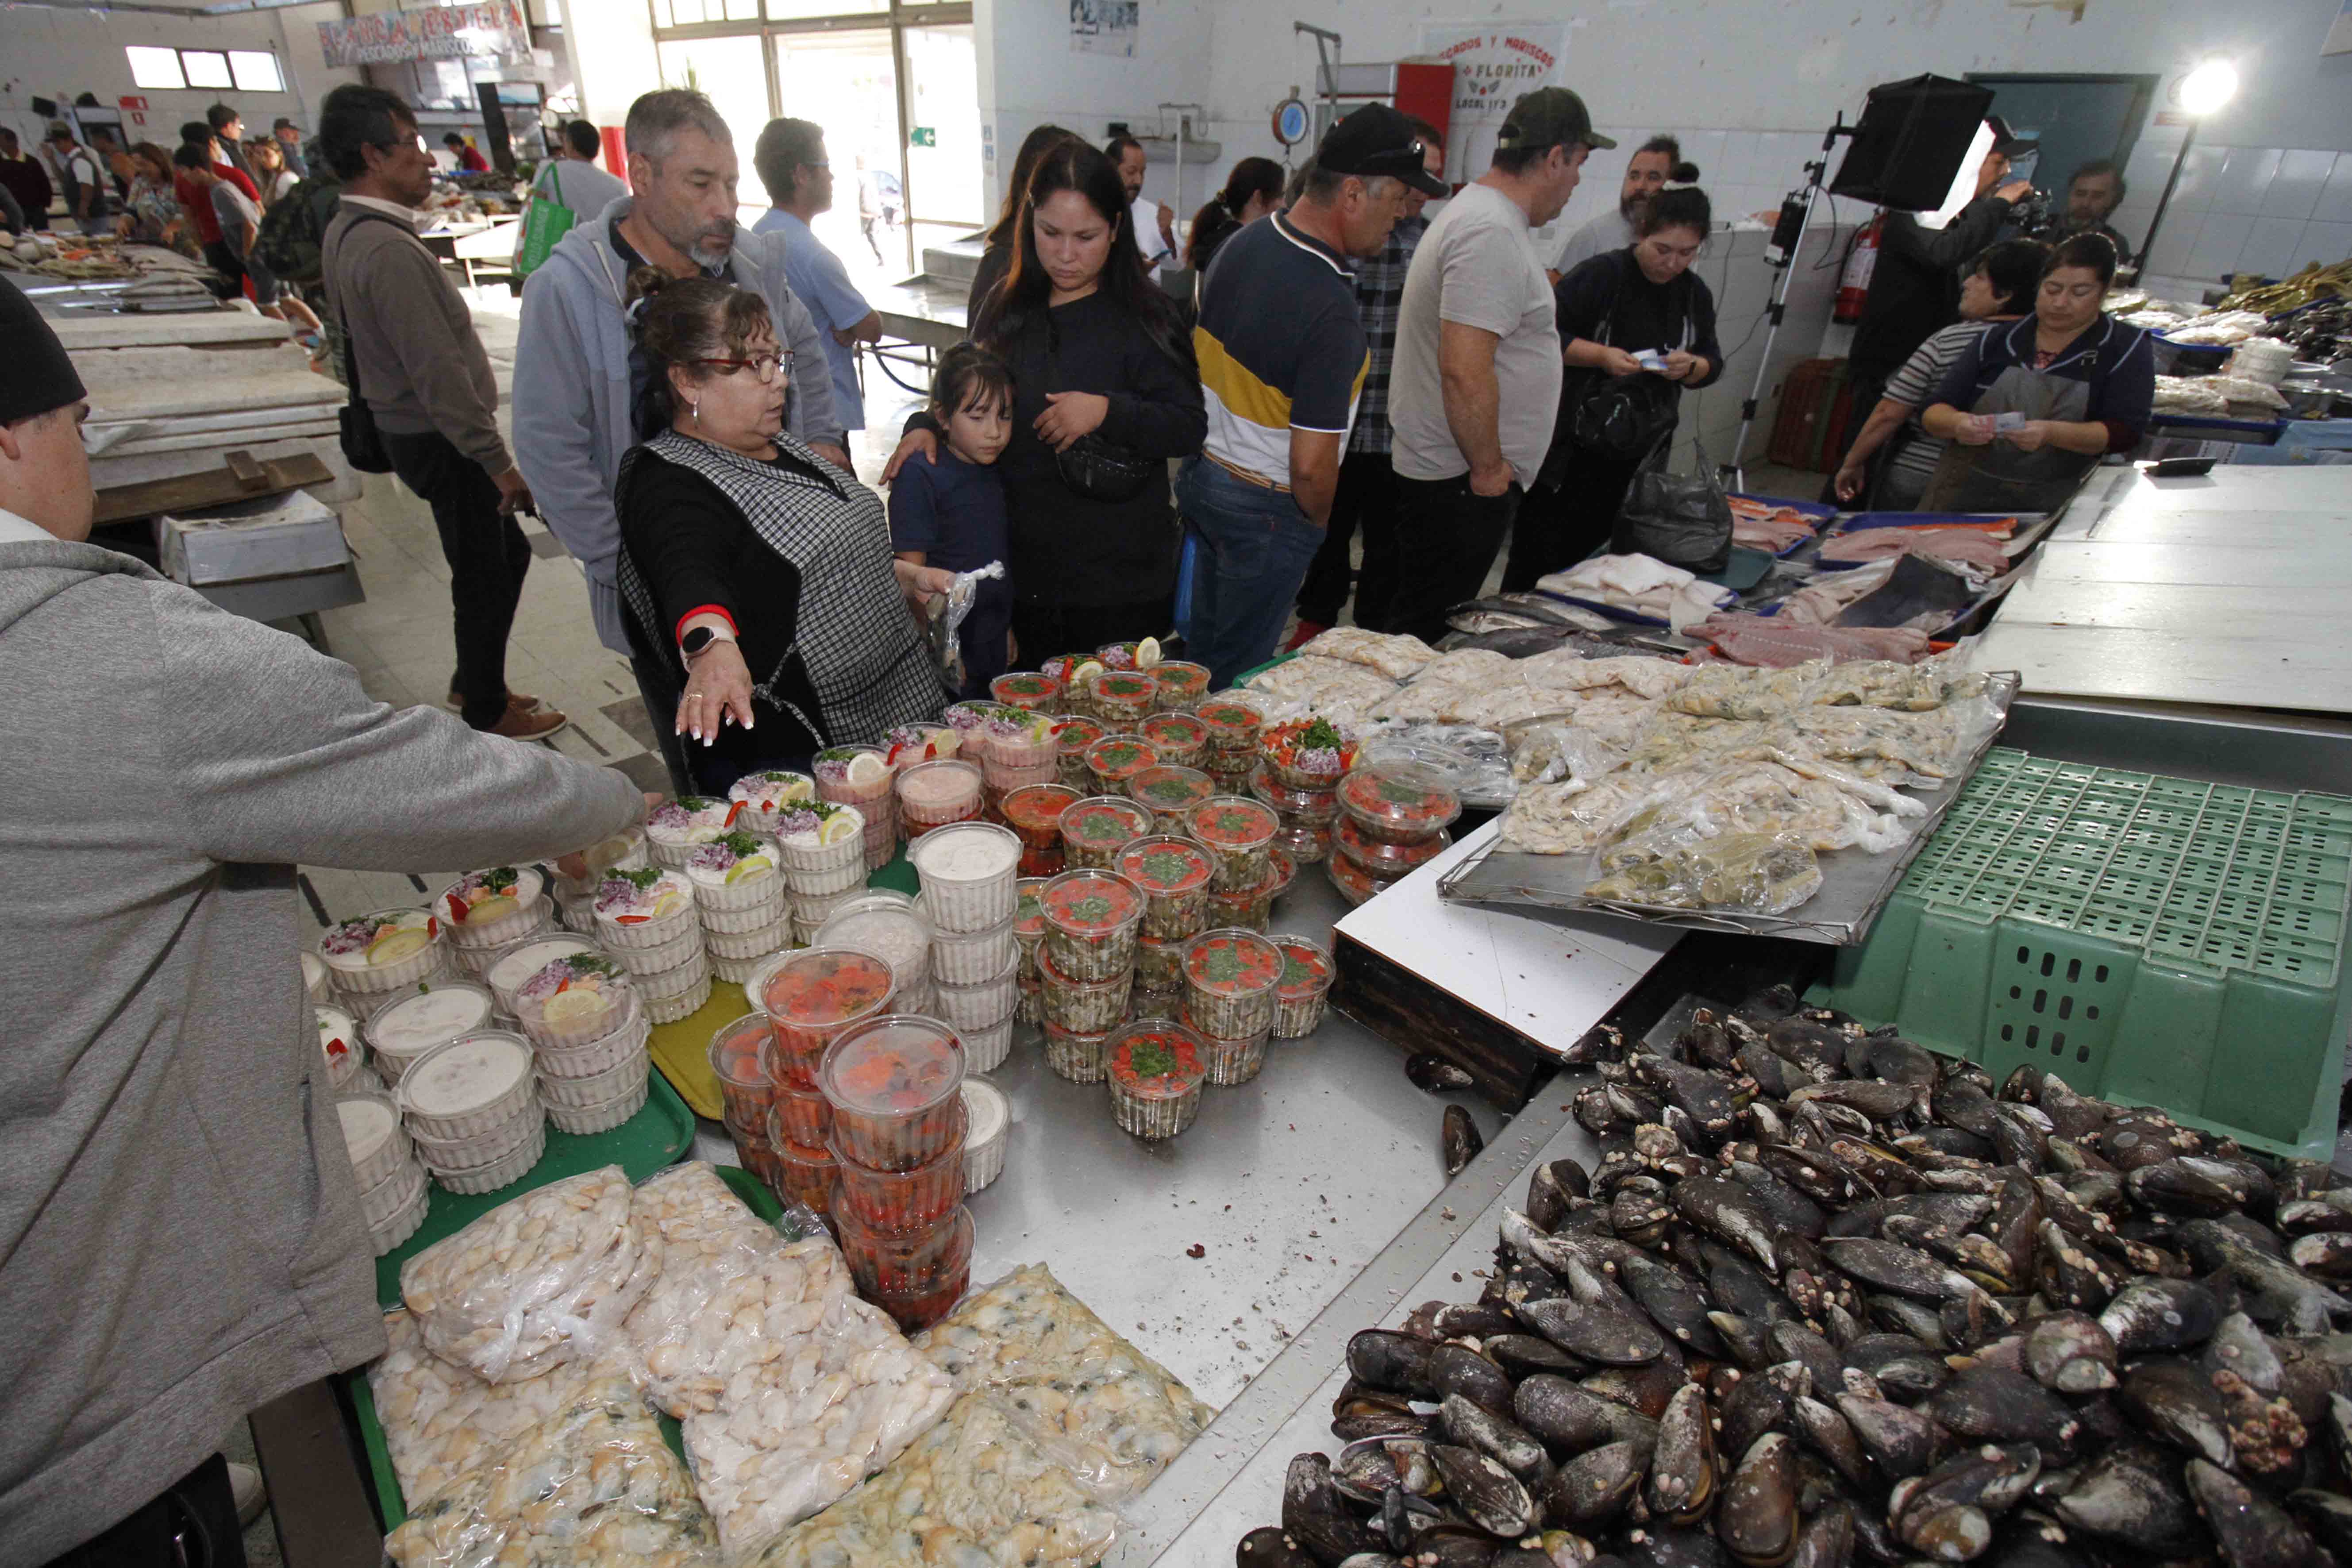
[324,210,415,475]
[1565,255,1682,464]
[1047,330,1156,504]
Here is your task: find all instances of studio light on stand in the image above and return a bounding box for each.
[1721,73,1991,491]
[2140,58,2238,275]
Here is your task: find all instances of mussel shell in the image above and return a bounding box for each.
[2287,1489,2352,1560]
[1428,1344,1518,1418]
[1788,1501,1855,1568]
[1645,1383,1718,1525]
[1541,1439,1648,1526]
[1925,1366,2081,1456]
[1348,1329,1438,1399]
[1409,1053,1478,1095]
[1834,1393,1948,1479]
[1439,1394,1551,1483]
[1239,1524,1321,1568]
[1487,1332,1584,1380]
[2185,1456,2327,1568]
[1790,1394,1871,1488]
[1284,1452,1382,1565]
[1583,1359,1690,1421]
[1429,1443,1539,1539]
[2118,1359,2235,1467]
[1717,1433,1800,1568]
[1718,1361,1807,1460]
[2023,1311,2119,1393]
[2054,1441,2207,1553]
[1518,1298,1670,1366]
[2098,1275,2223,1355]
[1514,1372,1659,1451]
[1444,1103,1485,1177]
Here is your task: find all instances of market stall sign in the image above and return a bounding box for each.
[318,2,531,68]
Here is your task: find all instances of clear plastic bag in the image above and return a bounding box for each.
[909,1263,1216,1502]
[384,1367,717,1568]
[927,561,1004,692]
[399,1166,659,1384]
[370,1310,608,1512]
[748,1391,1120,1568]
[624,1163,790,1418]
[1584,829,1824,914]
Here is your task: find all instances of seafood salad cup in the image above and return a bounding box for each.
[1184,795,1281,892]
[644,796,741,868]
[484,935,600,1017]
[1148,661,1210,713]
[768,801,868,894]
[1037,946,1133,1035]
[1039,868,1146,982]
[1337,760,1463,846]
[990,670,1062,712]
[706,1012,775,1128]
[436,867,547,952]
[367,981,500,1083]
[1195,697,1263,756]
[897,759,985,840]
[818,1014,968,1172]
[1057,795,1152,871]
[1106,1021,1207,1139]
[511,954,638,1048]
[1012,878,1049,982]
[726,769,817,837]
[751,946,898,1088]
[979,706,1059,773]
[590,867,697,949]
[1114,835,1215,943]
[1269,935,1335,1039]
[1139,710,1209,768]
[1084,733,1159,797]
[1052,716,1107,789]
[1126,764,1215,830]
[813,744,900,869]
[1089,669,1159,725]
[1182,928,1283,1040]
[1260,717,1358,791]
[683,831,784,917]
[316,908,445,998]
[1043,1020,1113,1083]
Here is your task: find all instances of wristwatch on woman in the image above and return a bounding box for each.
[681,625,737,660]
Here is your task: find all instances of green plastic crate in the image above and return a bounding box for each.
[1818,749,2352,1160]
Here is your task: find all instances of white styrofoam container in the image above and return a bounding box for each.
[156,487,349,587]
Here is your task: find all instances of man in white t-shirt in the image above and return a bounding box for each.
[1384,87,1613,644]
[1108,133,1176,269]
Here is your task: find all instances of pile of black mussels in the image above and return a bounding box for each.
[1238,985,2352,1568]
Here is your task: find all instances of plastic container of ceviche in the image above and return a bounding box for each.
[1183,928,1283,1040]
[1149,661,1210,712]
[812,744,897,810]
[644,796,741,866]
[1003,782,1083,850]
[1059,794,1153,870]
[813,900,934,998]
[509,953,638,1048]
[819,1014,968,1171]
[897,759,985,836]
[1261,718,1358,791]
[978,707,1058,772]
[1084,733,1159,795]
[1336,815,1455,875]
[395,1031,538,1143]
[1195,697,1264,751]
[436,867,547,951]
[1338,759,1462,844]
[908,821,1021,933]
[316,1002,363,1086]
[828,1116,966,1235]
[708,1011,776,1124]
[1013,877,1049,977]
[316,908,445,995]
[591,869,697,947]
[1039,867,1146,982]
[1114,834,1215,943]
[768,802,867,892]
[1127,764,1215,827]
[751,946,898,1086]
[339,1095,411,1190]
[366,980,500,1083]
[769,1079,833,1148]
[1043,1019,1113,1083]
[1270,934,1335,1039]
[833,1202,973,1328]
[990,670,1062,711]
[483,934,600,1017]
[726,769,816,835]
[1185,794,1282,891]
[1039,945,1135,1035]
[1139,709,1209,764]
[1106,1021,1207,1139]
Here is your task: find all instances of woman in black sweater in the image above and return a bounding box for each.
[965,123,1079,317]
[1505,181,1725,591]
[615,270,947,793]
[892,139,1206,660]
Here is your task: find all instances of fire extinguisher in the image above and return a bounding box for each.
[1835,213,1882,323]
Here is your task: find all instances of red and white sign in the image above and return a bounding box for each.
[118,95,149,111]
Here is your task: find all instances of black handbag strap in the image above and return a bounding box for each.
[325,208,416,404]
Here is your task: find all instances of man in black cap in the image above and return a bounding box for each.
[1385,86,1614,646]
[0,285,645,1566]
[1177,102,1446,686]
[1840,119,2037,480]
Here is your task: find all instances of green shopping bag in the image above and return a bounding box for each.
[513,193,577,277]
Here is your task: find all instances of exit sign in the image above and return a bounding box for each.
[909,126,936,147]
[119,95,149,110]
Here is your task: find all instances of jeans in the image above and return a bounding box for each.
[1501,451,1640,593]
[380,428,531,730]
[1175,457,1326,690]
[1385,474,1521,646]
[1295,448,1403,632]
[43,1453,244,1568]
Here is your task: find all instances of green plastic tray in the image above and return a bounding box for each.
[1817,749,2352,1159]
[350,1163,783,1533]
[373,1071,698,1307]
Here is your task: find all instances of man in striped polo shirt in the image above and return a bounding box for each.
[1177,104,1447,688]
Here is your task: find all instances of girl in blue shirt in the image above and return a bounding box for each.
[889,346,1016,697]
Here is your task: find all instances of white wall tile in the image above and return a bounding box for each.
[2122,142,2179,208]
[2296,221,2352,270]
[2237,215,2309,278]
[2210,146,2283,216]
[1715,132,1761,188]
[2143,211,2203,276]
[2260,149,2336,220]
[2185,214,2247,280]
[1681,130,1728,182]
[2163,143,2228,213]
[2314,153,2352,225]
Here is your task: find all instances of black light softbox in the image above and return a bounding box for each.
[1830,74,1994,211]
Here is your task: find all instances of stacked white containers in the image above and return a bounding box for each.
[509,950,652,1133]
[592,867,712,1024]
[552,825,649,932]
[434,866,554,976]
[394,1032,547,1193]
[909,822,1022,1071]
[773,801,870,943]
[685,830,791,985]
[339,1096,428,1253]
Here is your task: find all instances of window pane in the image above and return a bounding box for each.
[770,31,906,279]
[181,50,233,89]
[725,0,760,18]
[654,37,771,222]
[228,51,284,93]
[765,0,884,21]
[126,46,186,90]
[904,23,981,227]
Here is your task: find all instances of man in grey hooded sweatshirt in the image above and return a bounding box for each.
[513,89,843,788]
[0,286,646,1566]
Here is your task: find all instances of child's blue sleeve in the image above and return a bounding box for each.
[887,463,939,555]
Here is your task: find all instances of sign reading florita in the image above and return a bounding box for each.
[1414,21,1572,185]
[319,1,531,68]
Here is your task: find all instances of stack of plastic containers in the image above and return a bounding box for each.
[897,758,984,843]
[1269,934,1336,1039]
[1139,710,1209,770]
[396,1032,547,1194]
[1104,1020,1208,1140]
[1330,761,1460,906]
[1083,733,1158,797]
[551,824,648,932]
[340,1095,428,1254]
[1126,764,1214,833]
[748,946,900,1214]
[1051,717,1105,789]
[1088,669,1158,728]
[593,867,712,1024]
[911,822,1020,1071]
[365,979,499,1086]
[976,706,1059,812]
[815,891,936,1016]
[1252,769,1343,864]
[315,1001,372,1096]
[483,933,600,1025]
[989,670,1061,713]
[1001,782,1079,878]
[708,1011,787,1195]
[315,908,449,1013]
[813,744,901,873]
[960,1078,1009,1194]
[1058,795,1151,871]
[1195,698,1263,794]
[1179,928,1283,1085]
[644,797,739,870]
[1255,719,1355,867]
[726,768,816,840]
[1183,795,1282,934]
[685,830,790,982]
[1037,867,1143,1083]
[1012,878,1048,1025]
[772,801,870,943]
[511,951,651,1133]
[1148,661,1210,713]
[435,866,553,976]
[820,1015,973,1330]
[1113,835,1214,1013]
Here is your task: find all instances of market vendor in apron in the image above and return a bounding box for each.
[1917,233,2154,516]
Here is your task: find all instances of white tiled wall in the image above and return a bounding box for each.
[2120,140,2352,284]
[1520,126,2352,289]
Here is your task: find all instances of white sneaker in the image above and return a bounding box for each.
[227,1460,267,1529]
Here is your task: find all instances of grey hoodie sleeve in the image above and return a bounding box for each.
[151,582,640,871]
[513,266,623,588]
[774,285,843,449]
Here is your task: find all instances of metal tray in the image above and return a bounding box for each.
[1433,670,2021,945]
